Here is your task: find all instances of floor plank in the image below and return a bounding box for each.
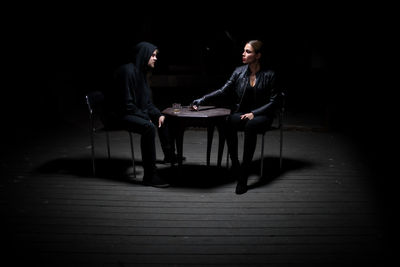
[2,123,392,266]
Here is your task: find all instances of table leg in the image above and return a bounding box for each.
[217,124,226,167]
[175,128,184,166]
[207,125,215,166]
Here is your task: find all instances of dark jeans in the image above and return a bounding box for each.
[116,114,174,177]
[225,112,273,170]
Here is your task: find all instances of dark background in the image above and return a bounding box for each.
[2,6,390,156]
[2,4,387,129]
[2,3,396,236]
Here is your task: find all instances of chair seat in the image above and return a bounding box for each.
[254,125,279,135]
[102,125,127,132]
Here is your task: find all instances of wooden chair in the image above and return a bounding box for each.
[85,91,136,177]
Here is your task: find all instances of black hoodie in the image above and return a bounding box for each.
[107,41,161,120]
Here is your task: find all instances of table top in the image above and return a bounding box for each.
[162,106,231,118]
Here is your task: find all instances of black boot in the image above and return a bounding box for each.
[235,176,248,194]
[143,167,170,188]
[163,153,186,165]
[235,165,248,195]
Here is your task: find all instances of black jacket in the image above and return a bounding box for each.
[105,42,161,121]
[196,65,281,116]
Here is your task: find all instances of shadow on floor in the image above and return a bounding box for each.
[34,157,232,188]
[158,164,233,188]
[35,157,141,181]
[247,156,312,190]
[34,156,312,190]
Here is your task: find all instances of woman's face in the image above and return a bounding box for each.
[242,43,258,64]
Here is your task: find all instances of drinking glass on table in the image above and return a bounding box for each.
[172,103,181,113]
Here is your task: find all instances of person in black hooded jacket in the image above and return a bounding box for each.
[104,41,175,188]
[191,40,282,194]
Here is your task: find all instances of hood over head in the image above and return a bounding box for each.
[134,41,158,71]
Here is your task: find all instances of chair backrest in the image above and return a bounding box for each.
[85,91,105,117]
[277,90,286,128]
[85,91,107,132]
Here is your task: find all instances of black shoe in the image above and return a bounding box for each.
[143,174,170,188]
[163,154,186,164]
[235,167,248,194]
[235,180,248,195]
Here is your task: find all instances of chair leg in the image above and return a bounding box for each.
[260,133,265,177]
[90,130,96,176]
[279,125,283,171]
[129,132,136,178]
[106,132,111,159]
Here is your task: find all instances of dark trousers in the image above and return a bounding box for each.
[118,114,174,177]
[226,113,273,171]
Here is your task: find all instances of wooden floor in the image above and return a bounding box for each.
[1,118,392,266]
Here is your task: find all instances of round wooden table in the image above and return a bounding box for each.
[162,106,231,166]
